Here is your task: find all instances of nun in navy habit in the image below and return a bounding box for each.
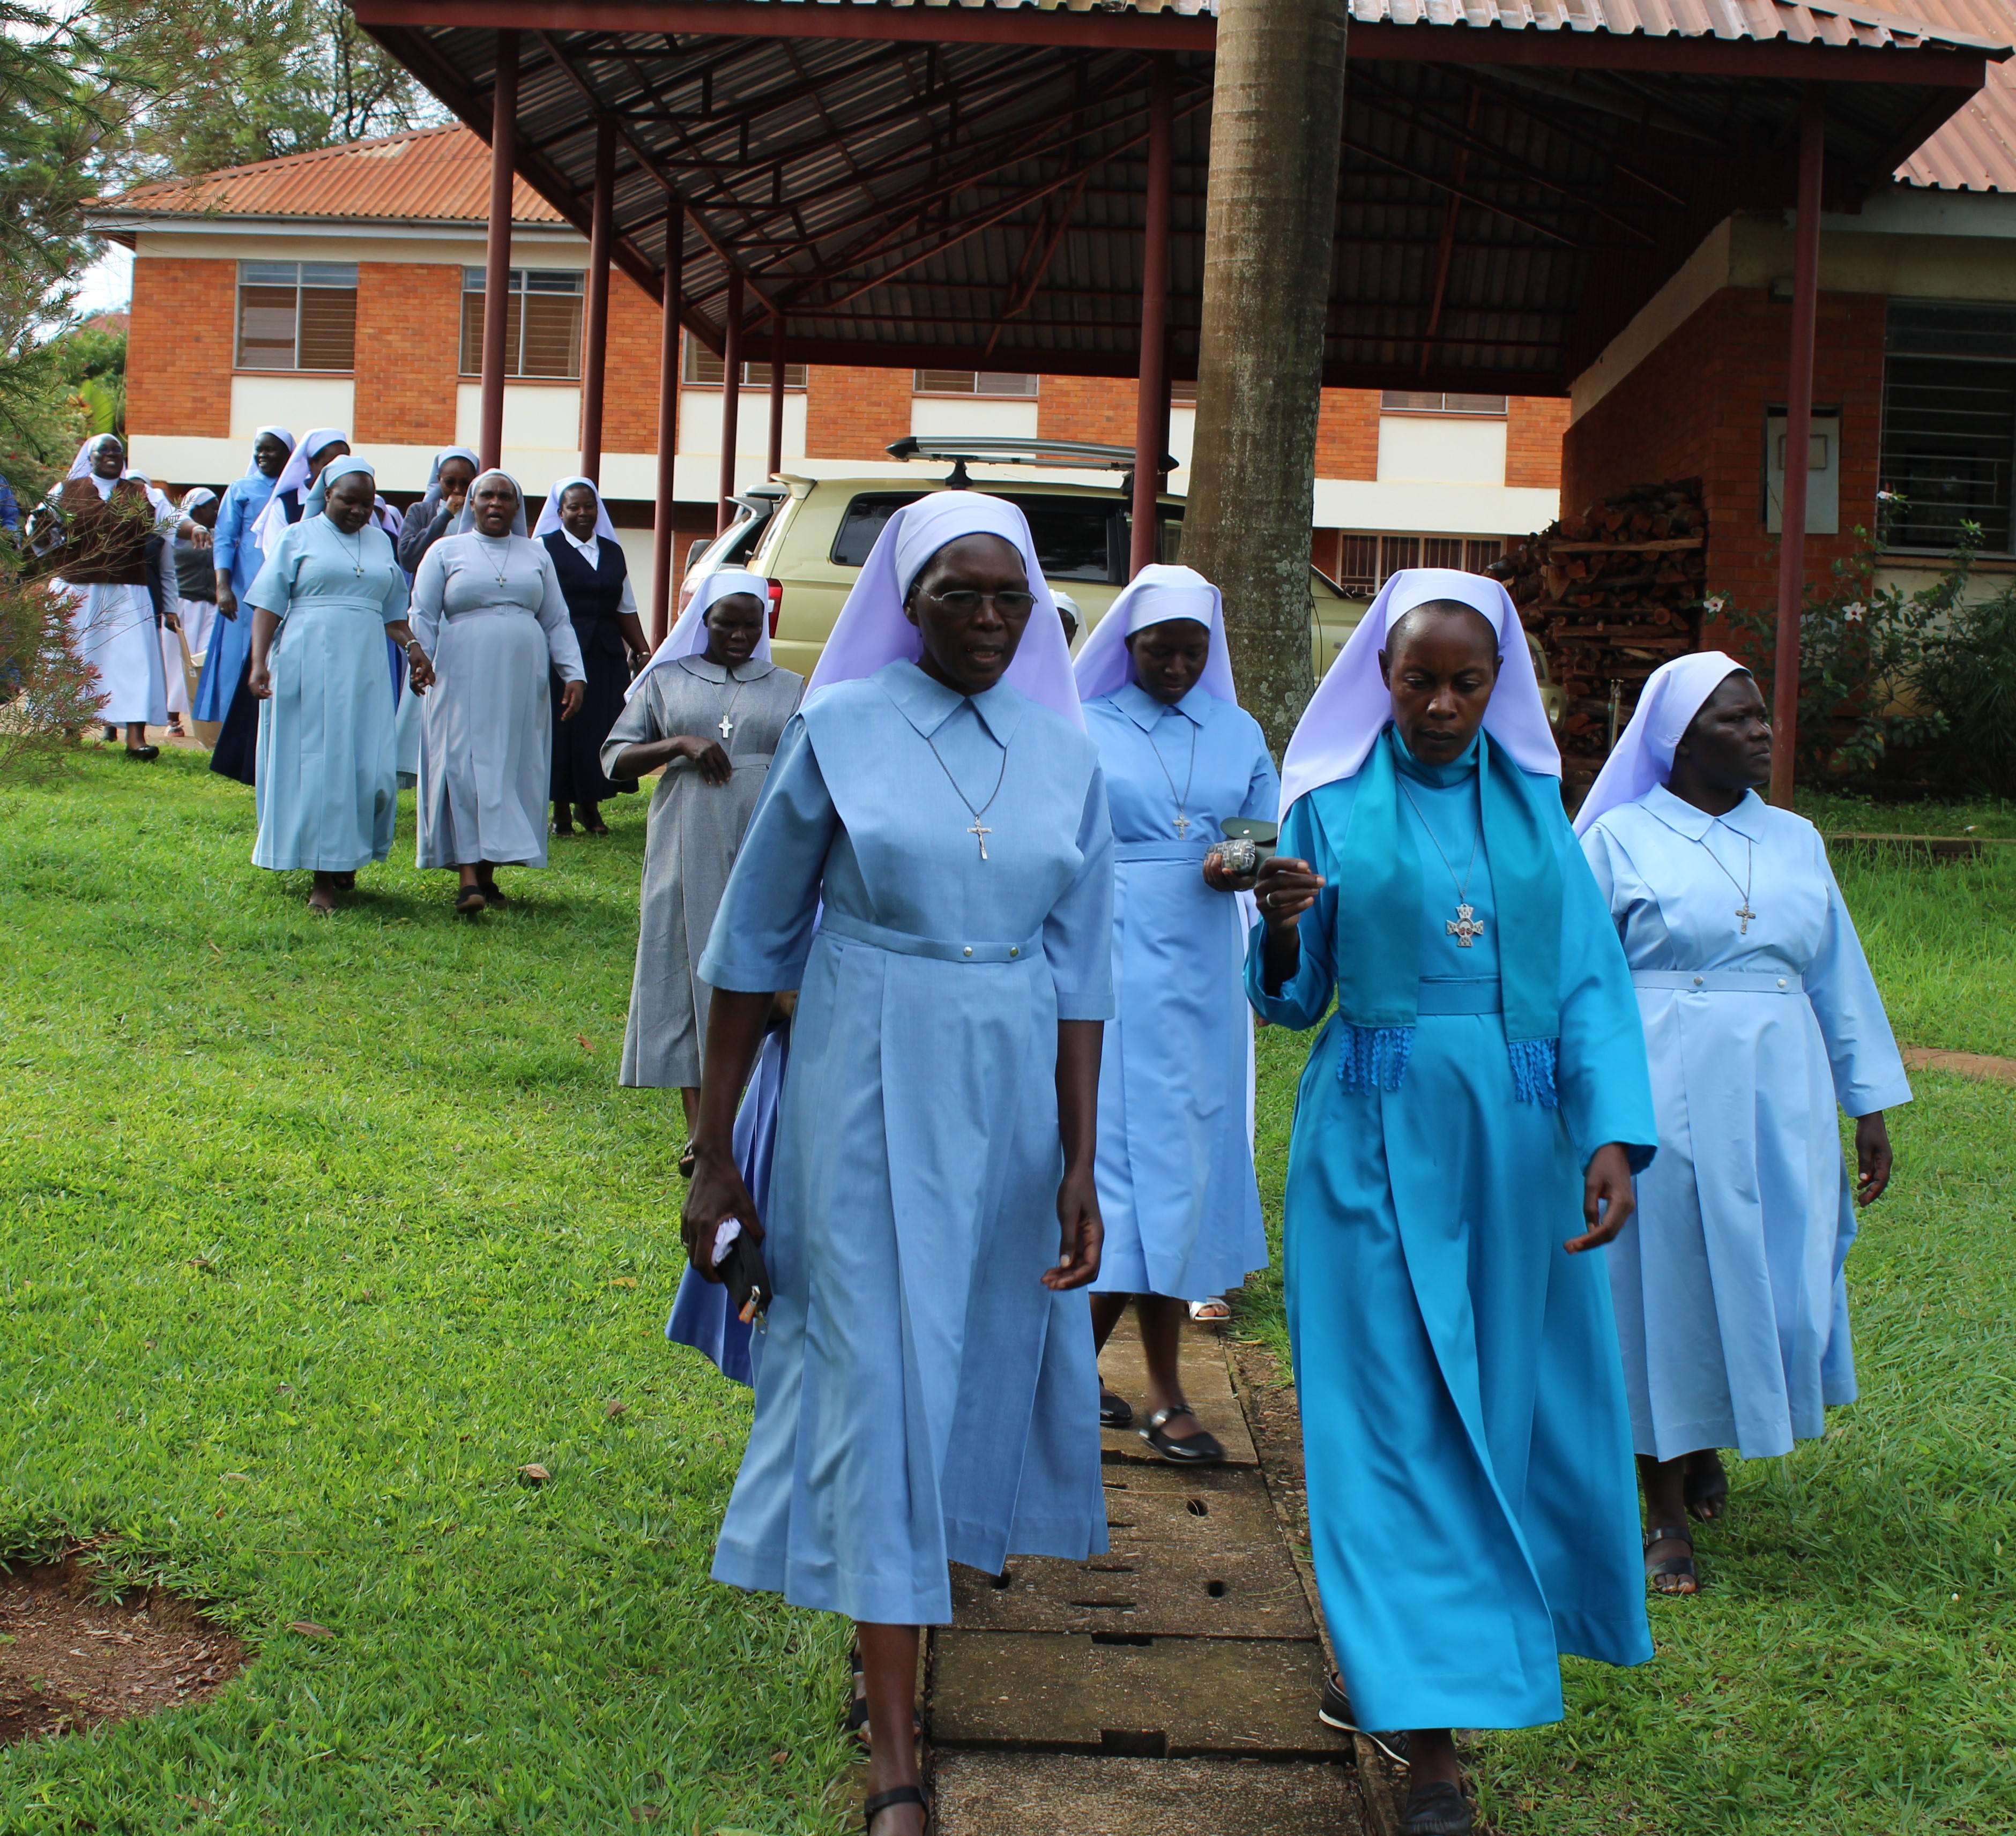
[682,491,1111,1836]
[533,476,649,835]
[1249,570,1657,1836]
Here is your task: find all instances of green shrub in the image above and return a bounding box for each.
[1912,580,2016,800]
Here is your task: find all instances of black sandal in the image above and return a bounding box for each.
[332,870,356,891]
[478,880,509,906]
[1099,1386,1134,1430]
[863,1785,927,1832]
[1141,1404,1224,1464]
[1398,1779,1473,1835]
[579,803,610,836]
[677,1143,696,1180]
[1685,1450,1729,1521]
[455,885,487,916]
[1644,1522,1698,1595]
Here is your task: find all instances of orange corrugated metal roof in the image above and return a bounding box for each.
[98,125,562,224]
[1900,50,2016,185]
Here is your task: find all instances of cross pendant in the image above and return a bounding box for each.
[717,712,735,741]
[1736,902,1755,935]
[1446,902,1486,948]
[1173,811,1191,839]
[968,819,992,861]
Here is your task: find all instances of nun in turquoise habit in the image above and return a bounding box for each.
[1248,569,1656,1835]
[681,489,1111,1836]
[1074,564,1276,1461]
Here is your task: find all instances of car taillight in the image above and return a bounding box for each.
[766,577,784,637]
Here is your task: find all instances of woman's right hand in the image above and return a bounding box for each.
[1254,854,1325,930]
[672,735,734,785]
[217,580,238,620]
[247,662,272,700]
[681,1143,765,1281]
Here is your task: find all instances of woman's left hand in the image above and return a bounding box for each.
[1566,1142,1637,1253]
[1047,1166,1103,1290]
[559,679,585,720]
[1854,1111,1893,1205]
[407,650,436,692]
[1202,846,1257,893]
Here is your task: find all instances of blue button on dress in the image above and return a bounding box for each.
[1083,681,1277,1300]
[1581,785,1911,1462]
[246,516,408,872]
[697,659,1115,1626]
[1247,747,1657,1732]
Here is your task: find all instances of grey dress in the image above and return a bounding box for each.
[410,533,586,870]
[602,653,805,1087]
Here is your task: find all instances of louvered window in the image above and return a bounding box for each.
[236,262,356,371]
[1880,301,2016,554]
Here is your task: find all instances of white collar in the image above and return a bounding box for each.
[561,529,600,561]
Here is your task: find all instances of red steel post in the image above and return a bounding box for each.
[478,31,520,472]
[767,315,787,480]
[717,269,745,534]
[579,114,615,481]
[1128,56,1173,579]
[650,201,684,647]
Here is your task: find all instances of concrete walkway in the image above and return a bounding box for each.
[917,1322,1388,1836]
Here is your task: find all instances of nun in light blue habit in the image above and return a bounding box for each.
[195,425,291,727]
[688,490,1110,1629]
[1248,570,1656,1796]
[1574,654,1909,1586]
[1073,564,1276,1459]
[245,458,427,911]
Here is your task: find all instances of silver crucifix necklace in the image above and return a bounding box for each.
[710,663,748,743]
[1401,783,1485,947]
[1693,827,1757,934]
[922,720,1010,861]
[1145,711,1200,840]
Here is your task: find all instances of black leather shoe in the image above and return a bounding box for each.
[1319,1670,1356,1731]
[1398,1781,1472,1835]
[1099,1387,1133,1430]
[1141,1404,1223,1463]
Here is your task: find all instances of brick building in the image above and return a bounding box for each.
[92,126,1565,609]
[1560,58,2016,633]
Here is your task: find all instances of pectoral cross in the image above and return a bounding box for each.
[717,713,735,741]
[1735,901,1755,935]
[968,819,991,861]
[1446,903,1486,948]
[1173,812,1191,839]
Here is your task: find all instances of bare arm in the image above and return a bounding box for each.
[1047,1018,1104,1291]
[679,989,777,1277]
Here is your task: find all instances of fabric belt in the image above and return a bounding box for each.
[727,751,774,767]
[1114,839,1212,864]
[1631,968,1805,994]
[819,907,1040,965]
[1416,977,1502,1016]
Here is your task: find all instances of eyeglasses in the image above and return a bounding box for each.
[922,588,1037,617]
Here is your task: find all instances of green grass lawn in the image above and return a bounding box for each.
[0,748,849,1834]
[3,751,2012,1834]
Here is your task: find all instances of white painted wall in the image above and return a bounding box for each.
[1375,415,1508,487]
[227,375,355,442]
[675,387,809,457]
[1166,405,1196,473]
[454,382,583,458]
[1312,476,1558,536]
[910,396,1040,438]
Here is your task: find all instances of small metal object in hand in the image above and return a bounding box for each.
[1218,836,1259,876]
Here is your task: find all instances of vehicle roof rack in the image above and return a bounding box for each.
[886,435,1178,489]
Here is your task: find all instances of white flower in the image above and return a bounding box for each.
[1704,596,1726,616]
[1877,489,1898,502]
[1842,602,1865,623]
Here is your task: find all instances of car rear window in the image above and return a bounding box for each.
[830,492,929,566]
[828,489,1121,583]
[1001,496,1117,583]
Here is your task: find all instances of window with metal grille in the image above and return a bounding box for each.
[1380,535,1421,579]
[1880,301,2016,554]
[1169,379,1197,405]
[1336,534,1379,594]
[236,262,356,371]
[1465,539,1502,573]
[684,340,808,389]
[1380,391,1508,415]
[1422,537,1465,570]
[459,269,584,379]
[913,370,1040,397]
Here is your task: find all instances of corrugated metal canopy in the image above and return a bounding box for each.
[350,0,2012,393]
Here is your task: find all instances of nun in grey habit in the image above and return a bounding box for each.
[408,469,585,914]
[604,569,804,1122]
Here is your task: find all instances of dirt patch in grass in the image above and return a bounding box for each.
[0,1553,247,1746]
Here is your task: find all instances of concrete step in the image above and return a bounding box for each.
[949,1466,1315,1638]
[930,1752,1369,1835]
[928,1629,1348,1762]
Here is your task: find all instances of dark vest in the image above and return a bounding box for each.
[173,536,218,602]
[53,476,155,586]
[542,531,630,658]
[279,487,304,525]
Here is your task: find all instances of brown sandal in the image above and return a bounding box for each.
[455,885,487,916]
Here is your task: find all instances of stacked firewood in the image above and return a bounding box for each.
[1491,479,1709,764]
